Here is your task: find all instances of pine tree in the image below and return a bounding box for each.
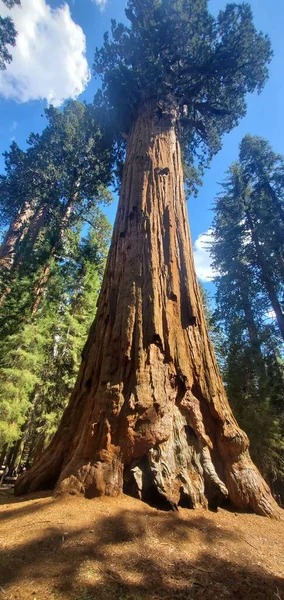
[211,137,284,499]
[0,101,114,467]
[16,1,281,518]
[0,100,113,331]
[0,101,113,272]
[0,0,20,70]
[0,209,111,470]
[239,135,284,337]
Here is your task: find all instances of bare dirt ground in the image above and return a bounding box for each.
[0,487,283,600]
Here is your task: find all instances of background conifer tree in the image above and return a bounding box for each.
[211,135,284,501]
[0,101,114,472]
[0,0,20,70]
[0,209,111,472]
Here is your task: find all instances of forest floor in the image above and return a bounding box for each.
[0,487,283,600]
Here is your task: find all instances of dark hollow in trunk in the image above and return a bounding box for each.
[15,107,282,519]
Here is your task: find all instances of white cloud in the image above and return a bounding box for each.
[0,0,90,106]
[193,229,219,282]
[91,0,108,10]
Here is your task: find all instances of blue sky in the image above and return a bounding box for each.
[0,0,283,290]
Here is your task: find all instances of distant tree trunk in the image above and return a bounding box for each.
[31,260,53,315]
[0,201,47,307]
[241,290,265,366]
[6,439,22,475]
[0,444,7,466]
[0,202,34,271]
[15,105,281,518]
[262,181,284,226]
[245,208,284,340]
[0,202,34,305]
[31,196,75,315]
[244,304,262,347]
[12,203,49,270]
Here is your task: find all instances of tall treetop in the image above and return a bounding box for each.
[0,101,114,225]
[94,0,272,167]
[212,135,284,340]
[0,0,21,70]
[240,134,284,192]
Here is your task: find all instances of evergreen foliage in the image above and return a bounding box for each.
[200,283,227,373]
[0,0,20,70]
[0,100,114,229]
[0,101,114,465]
[94,0,272,184]
[0,209,111,457]
[0,100,114,320]
[211,135,284,494]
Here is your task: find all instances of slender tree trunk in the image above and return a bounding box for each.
[5,440,22,475]
[7,438,23,475]
[0,201,47,307]
[12,203,49,270]
[1,183,77,312]
[12,388,42,470]
[242,298,261,348]
[245,209,284,340]
[31,261,53,315]
[254,184,284,282]
[0,203,34,271]
[0,444,7,466]
[241,290,265,367]
[15,106,282,518]
[0,203,34,306]
[31,198,75,314]
[263,181,284,227]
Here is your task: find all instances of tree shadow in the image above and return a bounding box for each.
[0,499,283,599]
[0,490,53,523]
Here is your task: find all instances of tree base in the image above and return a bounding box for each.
[15,403,283,520]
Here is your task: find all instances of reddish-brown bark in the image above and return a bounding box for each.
[15,107,282,519]
[0,202,47,307]
[30,201,74,314]
[0,203,34,271]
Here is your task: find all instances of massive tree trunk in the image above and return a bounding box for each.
[15,106,282,518]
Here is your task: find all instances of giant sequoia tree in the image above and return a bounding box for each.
[16,0,282,517]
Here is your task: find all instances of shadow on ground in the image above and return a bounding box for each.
[0,488,53,522]
[0,493,283,600]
